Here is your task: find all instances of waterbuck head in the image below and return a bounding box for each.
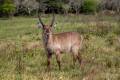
[37,14,55,35]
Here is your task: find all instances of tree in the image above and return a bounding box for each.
[22,0,39,15]
[0,0,15,17]
[0,0,4,16]
[14,0,39,16]
[36,0,48,13]
[81,0,98,13]
[43,0,64,13]
[100,0,120,13]
[62,4,70,15]
[69,0,83,14]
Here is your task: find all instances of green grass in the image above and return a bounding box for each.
[0,14,120,80]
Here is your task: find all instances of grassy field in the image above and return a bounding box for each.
[0,14,120,80]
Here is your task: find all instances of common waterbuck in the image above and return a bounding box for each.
[37,14,84,70]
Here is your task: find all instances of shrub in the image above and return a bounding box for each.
[81,0,98,13]
[44,0,64,13]
[0,0,15,17]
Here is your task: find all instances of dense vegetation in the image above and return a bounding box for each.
[0,0,120,17]
[0,14,120,80]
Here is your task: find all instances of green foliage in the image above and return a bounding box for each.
[2,3,15,13]
[0,0,15,17]
[61,3,70,13]
[81,0,98,13]
[44,0,64,13]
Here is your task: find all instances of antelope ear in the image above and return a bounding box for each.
[50,23,56,28]
[37,22,44,29]
[53,23,57,28]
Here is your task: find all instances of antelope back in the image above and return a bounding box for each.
[47,32,83,53]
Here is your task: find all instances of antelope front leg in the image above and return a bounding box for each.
[77,52,82,65]
[47,53,52,70]
[55,50,61,70]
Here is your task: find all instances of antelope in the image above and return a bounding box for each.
[37,14,84,70]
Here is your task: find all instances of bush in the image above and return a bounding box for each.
[81,0,98,13]
[44,0,64,13]
[0,0,15,17]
